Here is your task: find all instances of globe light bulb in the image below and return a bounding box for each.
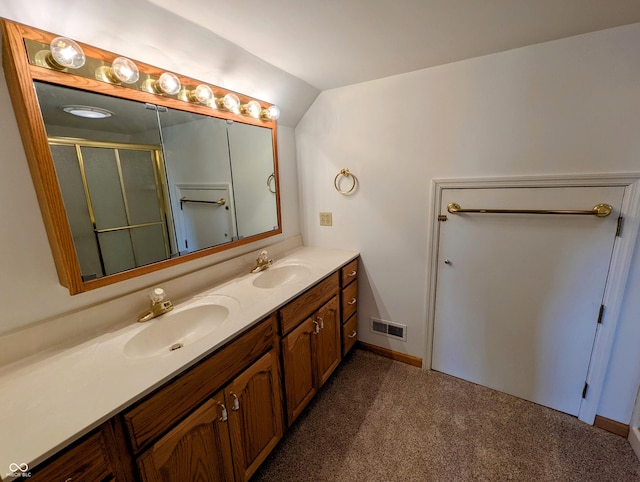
[262,105,280,121]
[156,72,181,95]
[49,37,86,69]
[110,57,139,84]
[191,84,214,104]
[243,100,262,118]
[222,93,240,112]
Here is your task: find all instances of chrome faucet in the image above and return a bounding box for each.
[137,287,173,322]
[250,249,273,273]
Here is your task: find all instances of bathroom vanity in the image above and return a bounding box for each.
[0,247,359,481]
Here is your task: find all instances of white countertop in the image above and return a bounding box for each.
[0,246,358,481]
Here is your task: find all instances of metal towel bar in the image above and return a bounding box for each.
[447,203,612,217]
[180,197,226,210]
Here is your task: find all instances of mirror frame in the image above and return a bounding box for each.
[1,19,282,294]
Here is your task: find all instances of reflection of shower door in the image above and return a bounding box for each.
[49,138,171,280]
[176,185,235,254]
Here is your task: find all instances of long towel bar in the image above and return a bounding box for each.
[447,203,612,217]
[180,197,226,210]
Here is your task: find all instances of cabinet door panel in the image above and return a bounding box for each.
[137,394,234,482]
[281,318,317,425]
[315,296,341,387]
[226,350,283,482]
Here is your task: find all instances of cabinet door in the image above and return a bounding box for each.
[29,431,114,482]
[137,393,234,482]
[225,350,284,482]
[281,317,317,425]
[315,296,341,387]
[29,419,135,482]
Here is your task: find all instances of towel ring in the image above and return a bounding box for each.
[334,168,358,195]
[267,173,276,193]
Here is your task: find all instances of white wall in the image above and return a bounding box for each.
[296,24,640,423]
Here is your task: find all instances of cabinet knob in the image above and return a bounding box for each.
[347,270,357,277]
[347,298,357,305]
[348,330,357,339]
[316,316,324,330]
[312,320,320,334]
[230,392,240,411]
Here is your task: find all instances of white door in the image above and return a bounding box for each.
[432,186,624,415]
[177,186,235,253]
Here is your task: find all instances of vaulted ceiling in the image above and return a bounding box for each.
[149,0,640,90]
[3,1,640,126]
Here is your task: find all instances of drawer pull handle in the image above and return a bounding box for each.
[317,316,324,329]
[312,320,320,334]
[218,402,228,422]
[347,270,357,277]
[347,298,357,305]
[348,330,357,338]
[230,392,240,411]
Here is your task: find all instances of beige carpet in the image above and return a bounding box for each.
[254,349,640,481]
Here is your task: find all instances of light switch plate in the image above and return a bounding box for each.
[319,212,333,226]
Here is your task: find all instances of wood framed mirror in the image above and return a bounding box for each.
[1,19,282,294]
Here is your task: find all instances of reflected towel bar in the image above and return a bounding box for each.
[447,203,612,217]
[180,197,226,210]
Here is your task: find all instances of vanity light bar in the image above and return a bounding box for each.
[25,38,280,122]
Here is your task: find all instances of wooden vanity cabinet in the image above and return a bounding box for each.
[280,273,341,425]
[341,258,359,356]
[136,350,282,482]
[28,418,135,482]
[22,258,361,482]
[124,314,283,482]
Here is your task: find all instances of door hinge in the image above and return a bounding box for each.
[597,304,605,324]
[616,216,624,237]
[438,215,448,222]
[582,382,589,399]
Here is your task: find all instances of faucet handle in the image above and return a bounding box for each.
[258,249,269,261]
[149,287,166,303]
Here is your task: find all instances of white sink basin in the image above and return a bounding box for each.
[123,296,238,359]
[252,264,312,289]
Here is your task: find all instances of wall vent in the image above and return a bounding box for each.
[370,317,407,341]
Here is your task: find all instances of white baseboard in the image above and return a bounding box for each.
[629,426,640,461]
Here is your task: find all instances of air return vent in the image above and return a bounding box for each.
[370,317,407,341]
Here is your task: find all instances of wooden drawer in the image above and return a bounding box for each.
[30,429,114,482]
[123,315,275,453]
[342,279,358,322]
[342,314,358,356]
[279,272,339,335]
[341,258,358,287]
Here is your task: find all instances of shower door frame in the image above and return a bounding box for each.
[48,136,173,278]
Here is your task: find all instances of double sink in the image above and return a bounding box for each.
[123,263,312,360]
